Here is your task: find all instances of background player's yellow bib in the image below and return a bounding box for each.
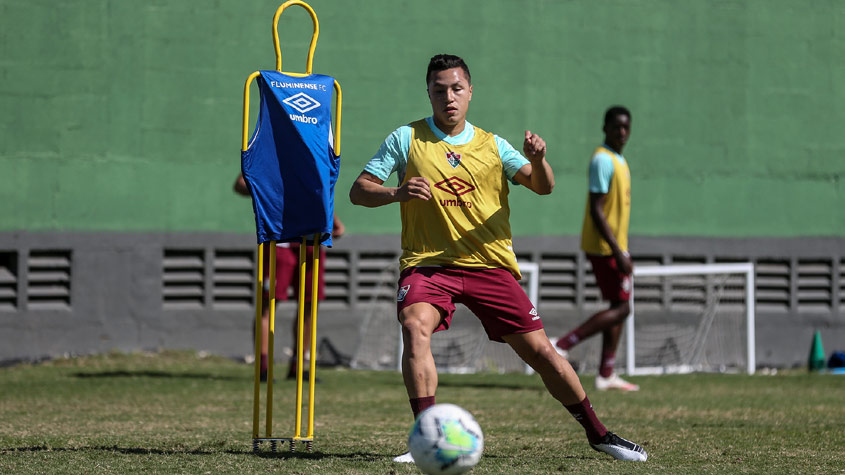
[580,146,631,255]
[399,120,521,278]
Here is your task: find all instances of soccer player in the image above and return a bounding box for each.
[551,106,639,391]
[349,55,647,462]
[234,173,345,381]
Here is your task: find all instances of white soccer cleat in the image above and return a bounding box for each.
[595,373,639,391]
[548,337,570,359]
[590,432,648,461]
[392,451,414,463]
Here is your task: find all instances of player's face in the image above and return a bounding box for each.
[603,114,631,153]
[427,67,472,133]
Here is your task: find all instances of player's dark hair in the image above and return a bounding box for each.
[426,54,471,85]
[604,106,631,125]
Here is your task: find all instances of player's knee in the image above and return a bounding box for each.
[610,301,631,322]
[399,309,435,340]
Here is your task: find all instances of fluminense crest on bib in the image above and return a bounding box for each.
[445,151,462,168]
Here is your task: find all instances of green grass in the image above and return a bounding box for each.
[1,351,843,474]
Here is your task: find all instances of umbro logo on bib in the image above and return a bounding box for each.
[445,151,462,168]
[283,92,321,114]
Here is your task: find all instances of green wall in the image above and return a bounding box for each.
[2,0,843,237]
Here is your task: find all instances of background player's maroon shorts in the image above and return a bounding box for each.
[588,254,631,302]
[262,244,325,302]
[396,267,543,342]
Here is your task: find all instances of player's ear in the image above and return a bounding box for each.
[468,84,472,101]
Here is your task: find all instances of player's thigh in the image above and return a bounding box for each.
[396,267,459,334]
[460,268,543,342]
[399,302,444,336]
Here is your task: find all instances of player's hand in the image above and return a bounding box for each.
[331,219,345,239]
[395,176,431,202]
[615,250,633,275]
[523,131,547,163]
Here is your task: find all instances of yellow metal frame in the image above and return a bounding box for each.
[246,0,341,453]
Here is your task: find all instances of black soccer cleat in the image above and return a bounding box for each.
[590,432,648,461]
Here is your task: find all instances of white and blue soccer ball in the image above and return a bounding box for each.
[408,403,484,475]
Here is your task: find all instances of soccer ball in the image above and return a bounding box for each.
[408,403,484,475]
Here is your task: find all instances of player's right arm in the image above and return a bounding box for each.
[350,173,431,207]
[349,124,431,207]
[588,192,632,274]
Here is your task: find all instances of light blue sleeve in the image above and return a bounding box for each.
[494,135,530,184]
[588,152,615,193]
[363,125,412,184]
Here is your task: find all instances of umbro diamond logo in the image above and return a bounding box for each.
[434,176,476,196]
[529,307,540,320]
[283,92,321,114]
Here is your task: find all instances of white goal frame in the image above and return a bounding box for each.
[625,262,756,376]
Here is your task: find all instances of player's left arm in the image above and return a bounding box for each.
[513,131,554,195]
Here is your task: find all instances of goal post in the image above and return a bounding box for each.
[625,262,756,376]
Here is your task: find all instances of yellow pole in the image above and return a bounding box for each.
[332,81,343,155]
[307,233,320,438]
[265,242,277,438]
[252,242,264,439]
[294,237,307,438]
[273,0,319,73]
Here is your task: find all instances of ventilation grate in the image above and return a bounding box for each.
[755,259,790,312]
[538,254,577,309]
[668,256,707,312]
[0,252,18,311]
[356,252,398,303]
[163,250,205,309]
[27,250,71,310]
[324,251,350,304]
[840,258,845,312]
[212,250,253,309]
[796,259,832,313]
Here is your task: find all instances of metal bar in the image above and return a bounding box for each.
[307,233,320,438]
[252,243,264,439]
[265,242,277,438]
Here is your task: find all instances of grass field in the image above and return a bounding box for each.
[1,351,843,474]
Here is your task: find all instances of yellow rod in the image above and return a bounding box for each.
[265,242,277,438]
[332,80,343,155]
[294,237,307,438]
[272,0,319,73]
[242,71,261,152]
[306,233,320,438]
[252,243,264,439]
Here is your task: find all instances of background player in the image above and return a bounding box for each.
[551,106,638,391]
[349,55,647,462]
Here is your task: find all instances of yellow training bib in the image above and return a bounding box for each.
[399,120,521,279]
[580,146,631,255]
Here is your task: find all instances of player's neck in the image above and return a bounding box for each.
[604,142,624,155]
[433,117,466,137]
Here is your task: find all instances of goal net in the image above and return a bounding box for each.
[625,263,756,375]
[350,262,540,374]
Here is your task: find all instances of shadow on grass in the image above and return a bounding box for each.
[437,379,545,391]
[71,370,244,381]
[1,445,384,460]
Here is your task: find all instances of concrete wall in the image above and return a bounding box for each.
[1,231,842,369]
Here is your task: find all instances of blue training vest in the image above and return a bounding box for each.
[242,71,339,246]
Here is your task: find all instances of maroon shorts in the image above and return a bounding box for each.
[588,254,631,302]
[396,267,543,343]
[263,244,325,302]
